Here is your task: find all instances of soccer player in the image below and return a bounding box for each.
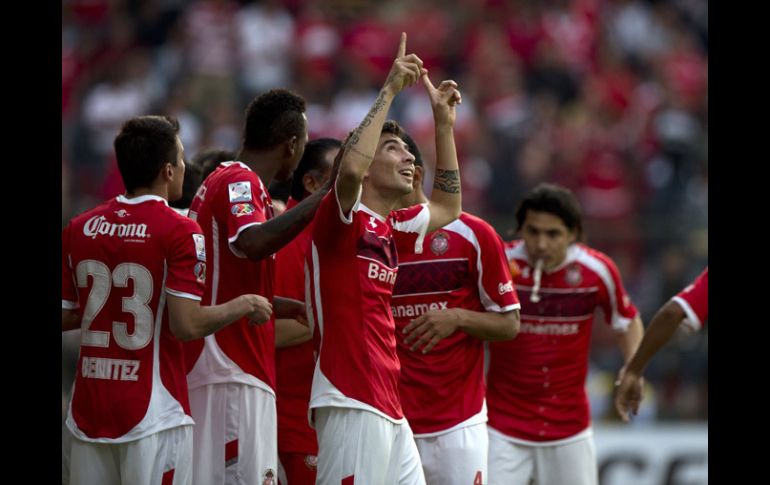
[393,132,521,485]
[184,89,336,485]
[486,183,644,485]
[273,138,341,484]
[61,115,273,485]
[306,33,463,484]
[614,267,708,422]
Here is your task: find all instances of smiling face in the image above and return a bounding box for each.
[364,132,416,200]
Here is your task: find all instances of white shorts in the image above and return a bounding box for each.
[189,382,277,485]
[488,428,597,485]
[68,425,192,485]
[415,423,488,485]
[314,407,426,485]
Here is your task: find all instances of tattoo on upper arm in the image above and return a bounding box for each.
[433,169,461,193]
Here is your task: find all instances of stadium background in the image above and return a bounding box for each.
[61,0,708,482]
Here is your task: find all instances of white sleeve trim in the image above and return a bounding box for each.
[165,288,203,301]
[335,184,361,225]
[672,296,702,332]
[228,222,261,258]
[394,203,430,254]
[62,300,79,310]
[612,315,633,332]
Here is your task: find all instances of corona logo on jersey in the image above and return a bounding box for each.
[262,468,275,485]
[83,215,148,240]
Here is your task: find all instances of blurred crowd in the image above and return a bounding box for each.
[62,0,708,422]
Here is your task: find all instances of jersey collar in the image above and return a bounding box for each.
[220,161,251,171]
[116,194,169,206]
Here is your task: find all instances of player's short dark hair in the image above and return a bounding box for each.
[290,138,341,201]
[114,115,180,194]
[516,183,583,240]
[169,162,202,209]
[381,120,406,140]
[243,89,307,150]
[400,131,423,167]
[193,148,237,180]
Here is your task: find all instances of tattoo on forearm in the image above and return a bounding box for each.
[348,92,387,149]
[433,169,461,193]
[347,145,370,159]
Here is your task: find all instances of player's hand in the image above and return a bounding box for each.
[383,33,427,97]
[243,294,273,325]
[274,297,308,326]
[402,309,461,353]
[614,369,645,423]
[423,76,462,127]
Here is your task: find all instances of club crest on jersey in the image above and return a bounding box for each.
[521,266,531,279]
[228,181,252,203]
[262,468,276,485]
[194,262,206,283]
[430,231,449,255]
[192,234,206,261]
[231,203,255,217]
[114,209,130,218]
[566,265,582,286]
[304,455,318,470]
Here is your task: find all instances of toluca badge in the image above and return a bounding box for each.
[430,231,449,255]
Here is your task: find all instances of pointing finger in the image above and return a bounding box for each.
[397,32,406,58]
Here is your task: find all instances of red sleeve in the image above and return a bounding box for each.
[471,218,521,313]
[165,217,206,300]
[672,267,708,331]
[218,170,270,256]
[595,252,639,331]
[61,224,79,309]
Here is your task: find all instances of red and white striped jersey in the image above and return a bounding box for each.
[307,186,430,422]
[672,267,708,331]
[487,241,638,444]
[393,212,520,436]
[62,195,204,442]
[184,162,276,395]
[274,197,317,455]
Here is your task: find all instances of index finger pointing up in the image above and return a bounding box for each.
[397,32,407,58]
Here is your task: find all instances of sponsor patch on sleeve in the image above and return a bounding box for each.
[194,261,206,284]
[193,234,206,261]
[228,181,252,202]
[231,203,256,217]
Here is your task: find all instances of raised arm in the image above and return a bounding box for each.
[336,33,426,213]
[422,76,463,232]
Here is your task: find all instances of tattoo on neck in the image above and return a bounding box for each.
[433,169,461,193]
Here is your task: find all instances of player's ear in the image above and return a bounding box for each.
[163,162,174,181]
[287,136,298,156]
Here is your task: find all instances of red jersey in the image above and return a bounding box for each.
[184,161,276,394]
[62,195,204,442]
[307,187,431,422]
[672,267,708,331]
[393,212,520,435]
[274,198,317,455]
[487,241,638,443]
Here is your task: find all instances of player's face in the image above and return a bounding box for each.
[367,133,416,197]
[277,113,309,182]
[520,210,576,270]
[169,136,186,201]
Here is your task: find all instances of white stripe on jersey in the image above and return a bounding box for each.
[445,218,505,313]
